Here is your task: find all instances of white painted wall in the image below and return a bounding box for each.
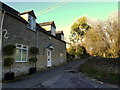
[61,34,64,41]
[20,14,28,22]
[42,25,51,31]
[51,26,56,36]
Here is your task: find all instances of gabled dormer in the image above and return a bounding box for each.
[20,10,36,31]
[56,31,64,41]
[39,21,56,36]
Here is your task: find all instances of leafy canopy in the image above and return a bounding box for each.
[29,47,39,55]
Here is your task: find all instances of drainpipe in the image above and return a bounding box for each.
[35,27,38,47]
[0,11,6,83]
[0,11,6,60]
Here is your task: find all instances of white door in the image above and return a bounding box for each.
[47,49,52,67]
[60,53,64,63]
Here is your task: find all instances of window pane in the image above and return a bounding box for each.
[23,45,27,49]
[22,49,27,61]
[15,49,21,61]
[16,44,22,48]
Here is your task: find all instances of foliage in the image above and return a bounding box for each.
[3,45,16,56]
[3,44,16,73]
[83,17,119,58]
[4,58,14,67]
[29,47,39,68]
[29,58,37,63]
[67,44,86,57]
[69,16,91,58]
[70,16,91,44]
[76,46,86,56]
[67,45,76,55]
[29,47,39,55]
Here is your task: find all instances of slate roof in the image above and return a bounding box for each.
[46,44,54,50]
[39,21,56,28]
[1,2,28,24]
[1,2,65,43]
[56,31,64,35]
[36,23,66,43]
[20,10,37,19]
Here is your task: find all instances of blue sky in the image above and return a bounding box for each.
[4,2,118,42]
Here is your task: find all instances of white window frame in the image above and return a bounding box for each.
[27,14,36,31]
[15,43,28,63]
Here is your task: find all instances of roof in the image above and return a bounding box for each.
[20,10,37,19]
[46,44,54,50]
[1,2,28,24]
[56,31,64,35]
[20,10,33,14]
[1,2,65,44]
[36,23,66,43]
[39,21,56,28]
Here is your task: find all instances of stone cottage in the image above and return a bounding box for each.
[0,2,66,77]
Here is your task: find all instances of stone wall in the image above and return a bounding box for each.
[86,57,120,74]
[2,13,66,77]
[36,30,66,69]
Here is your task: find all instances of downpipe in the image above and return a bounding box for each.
[0,11,6,88]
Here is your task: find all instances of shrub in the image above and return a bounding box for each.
[76,46,87,56]
[29,58,37,63]
[4,58,14,67]
[3,45,16,56]
[29,47,39,55]
[29,47,39,68]
[3,44,16,74]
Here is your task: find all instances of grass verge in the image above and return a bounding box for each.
[80,58,120,86]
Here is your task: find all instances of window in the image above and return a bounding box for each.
[27,15,36,31]
[15,43,28,62]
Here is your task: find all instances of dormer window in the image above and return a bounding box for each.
[20,10,37,31]
[39,21,56,36]
[56,31,64,41]
[27,15,36,31]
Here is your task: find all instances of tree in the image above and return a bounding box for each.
[29,47,39,68]
[67,44,76,56]
[83,16,119,58]
[70,16,91,44]
[75,45,86,57]
[69,16,91,57]
[3,45,16,72]
[3,44,16,80]
[67,44,86,57]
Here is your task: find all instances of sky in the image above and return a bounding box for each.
[3,1,118,42]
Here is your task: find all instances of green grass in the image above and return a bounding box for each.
[81,60,120,85]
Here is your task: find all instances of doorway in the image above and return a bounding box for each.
[47,49,52,67]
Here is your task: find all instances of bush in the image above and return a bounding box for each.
[29,47,39,69]
[4,58,14,67]
[3,45,16,56]
[80,53,90,59]
[29,47,39,55]
[76,46,86,56]
[29,58,37,63]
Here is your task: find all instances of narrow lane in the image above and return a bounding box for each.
[2,59,118,89]
[3,60,84,88]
